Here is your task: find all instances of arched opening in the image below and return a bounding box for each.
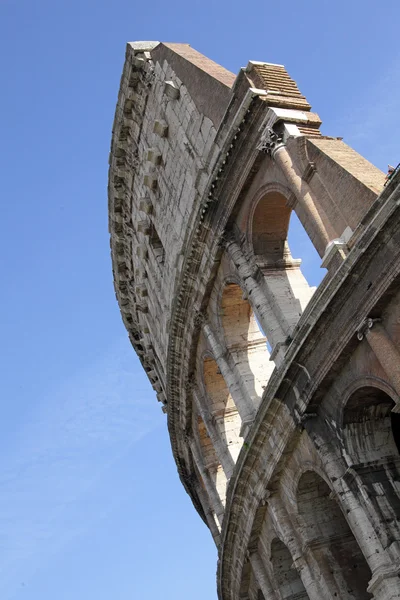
[250,192,314,336]
[343,387,399,462]
[203,357,242,462]
[297,470,372,599]
[252,192,291,260]
[287,210,326,288]
[343,386,400,547]
[270,538,309,600]
[221,283,273,409]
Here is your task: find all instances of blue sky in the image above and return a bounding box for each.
[0,1,398,598]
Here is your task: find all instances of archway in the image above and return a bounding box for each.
[250,191,314,335]
[287,210,326,288]
[343,386,400,547]
[297,470,371,599]
[221,283,273,409]
[270,538,309,600]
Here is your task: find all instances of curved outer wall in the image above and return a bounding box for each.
[109,41,400,600]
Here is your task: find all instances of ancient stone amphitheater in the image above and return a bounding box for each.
[108,42,400,600]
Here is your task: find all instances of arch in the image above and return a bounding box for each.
[338,375,400,427]
[247,182,294,254]
[343,386,399,463]
[342,386,400,546]
[270,538,309,600]
[251,191,292,260]
[203,356,242,463]
[220,282,273,409]
[297,470,372,599]
[247,190,314,334]
[287,210,326,288]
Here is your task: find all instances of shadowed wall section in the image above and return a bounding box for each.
[221,283,272,409]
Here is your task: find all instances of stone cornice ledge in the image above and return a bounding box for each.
[217,176,400,600]
[108,44,154,361]
[166,90,268,513]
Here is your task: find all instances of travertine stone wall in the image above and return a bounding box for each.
[109,41,400,600]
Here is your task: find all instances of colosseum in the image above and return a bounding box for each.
[108,42,400,600]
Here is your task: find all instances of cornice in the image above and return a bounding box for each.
[108,43,155,365]
[165,92,271,516]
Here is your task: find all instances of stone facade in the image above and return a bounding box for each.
[108,42,400,600]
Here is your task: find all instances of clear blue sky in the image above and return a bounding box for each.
[0,1,398,599]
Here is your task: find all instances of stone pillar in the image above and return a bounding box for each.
[190,438,225,526]
[258,128,334,257]
[202,321,255,427]
[273,145,331,250]
[194,480,221,545]
[249,552,279,600]
[224,237,287,359]
[357,319,400,411]
[267,493,334,600]
[192,386,235,478]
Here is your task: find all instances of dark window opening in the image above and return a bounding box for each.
[391,412,400,454]
[149,224,165,266]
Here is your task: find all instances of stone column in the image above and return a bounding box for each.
[202,321,256,427]
[224,237,287,358]
[357,319,400,411]
[190,438,225,526]
[258,128,333,257]
[249,551,279,600]
[192,385,235,478]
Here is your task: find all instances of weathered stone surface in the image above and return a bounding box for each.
[109,41,400,600]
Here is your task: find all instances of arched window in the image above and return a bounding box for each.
[287,210,326,288]
[220,283,273,408]
[270,538,309,600]
[252,191,291,260]
[250,191,314,335]
[297,470,371,599]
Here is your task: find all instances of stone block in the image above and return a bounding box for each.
[153,119,168,137]
[139,198,153,214]
[135,284,148,297]
[143,173,158,190]
[164,80,180,100]
[137,220,151,235]
[136,245,148,260]
[146,148,162,165]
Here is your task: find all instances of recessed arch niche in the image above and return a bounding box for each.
[270,538,309,600]
[343,386,400,546]
[220,282,273,408]
[203,356,242,463]
[297,470,372,599]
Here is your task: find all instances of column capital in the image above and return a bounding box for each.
[220,229,236,247]
[257,126,285,158]
[194,310,207,329]
[356,317,381,341]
